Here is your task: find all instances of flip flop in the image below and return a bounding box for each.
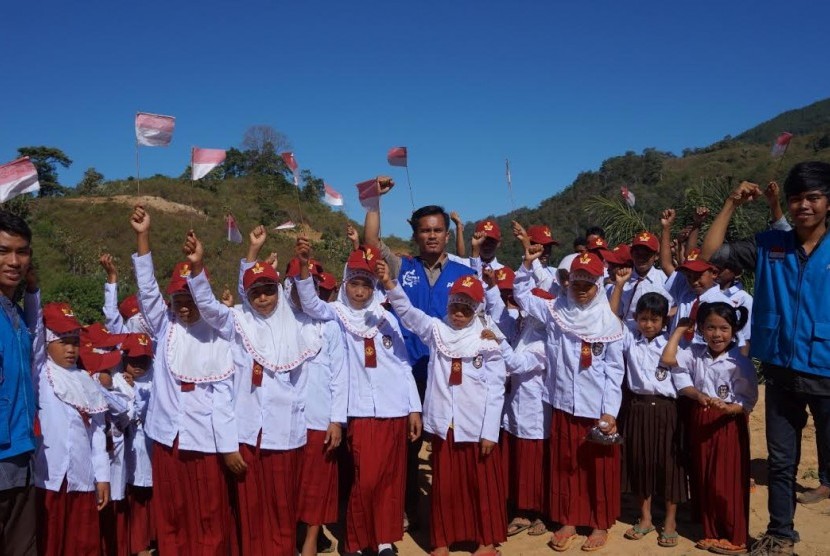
[695,538,719,550]
[708,539,747,554]
[429,549,450,556]
[548,530,579,552]
[507,517,532,536]
[581,531,609,552]
[624,523,656,540]
[658,531,679,548]
[528,518,548,536]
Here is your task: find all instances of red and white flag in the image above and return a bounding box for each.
[281,152,299,185]
[0,157,40,203]
[771,132,794,157]
[135,112,175,147]
[225,214,243,244]
[192,147,226,180]
[620,185,636,208]
[274,220,296,231]
[387,146,408,167]
[356,178,380,211]
[323,183,344,207]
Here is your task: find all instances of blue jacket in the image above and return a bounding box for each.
[0,304,35,460]
[394,256,474,381]
[751,229,830,377]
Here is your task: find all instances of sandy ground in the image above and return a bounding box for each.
[64,194,207,216]
[325,385,829,555]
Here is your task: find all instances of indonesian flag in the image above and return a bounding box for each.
[274,220,296,230]
[225,214,243,244]
[621,185,636,208]
[771,132,794,157]
[191,147,226,180]
[387,146,407,167]
[281,152,299,186]
[356,178,380,211]
[0,157,39,202]
[323,183,344,206]
[135,112,175,147]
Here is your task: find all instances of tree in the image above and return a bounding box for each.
[75,167,105,195]
[300,170,325,202]
[222,147,248,178]
[17,146,72,197]
[242,125,291,155]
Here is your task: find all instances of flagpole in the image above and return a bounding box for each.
[505,158,516,212]
[293,174,305,234]
[404,165,415,211]
[135,142,141,197]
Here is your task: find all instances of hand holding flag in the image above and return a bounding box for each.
[356,176,394,211]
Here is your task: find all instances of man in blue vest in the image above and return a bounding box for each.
[364,180,475,531]
[0,211,37,555]
[701,161,830,556]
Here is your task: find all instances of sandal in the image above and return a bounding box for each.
[658,531,679,548]
[695,538,719,550]
[708,539,747,554]
[429,548,450,556]
[548,529,578,552]
[581,531,609,552]
[528,518,548,536]
[624,523,656,540]
[507,517,532,536]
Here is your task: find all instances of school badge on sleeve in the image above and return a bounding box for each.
[449,358,463,385]
[655,365,669,381]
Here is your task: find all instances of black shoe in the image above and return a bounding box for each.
[378,548,395,556]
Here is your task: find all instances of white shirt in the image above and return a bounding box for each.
[617,266,671,331]
[665,271,736,347]
[297,277,421,419]
[672,344,758,410]
[721,283,753,343]
[621,329,677,398]
[302,319,349,430]
[125,375,153,487]
[132,252,237,453]
[484,286,519,343]
[530,258,560,295]
[103,282,152,337]
[386,285,505,442]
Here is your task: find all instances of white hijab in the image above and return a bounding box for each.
[332,271,388,338]
[549,275,623,343]
[433,298,504,358]
[233,282,319,372]
[46,358,108,415]
[166,316,234,383]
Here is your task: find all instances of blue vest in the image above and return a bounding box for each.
[394,256,474,381]
[0,305,35,460]
[751,229,830,377]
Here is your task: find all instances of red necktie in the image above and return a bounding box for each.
[684,297,700,342]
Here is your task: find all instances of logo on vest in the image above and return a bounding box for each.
[401,269,420,287]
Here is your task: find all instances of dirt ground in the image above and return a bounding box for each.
[326,385,829,555]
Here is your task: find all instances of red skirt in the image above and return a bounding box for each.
[126,485,154,554]
[298,429,340,525]
[234,442,302,556]
[431,429,507,548]
[100,499,128,556]
[151,440,233,556]
[689,405,750,546]
[548,409,620,530]
[345,417,407,552]
[37,482,100,556]
[504,431,547,513]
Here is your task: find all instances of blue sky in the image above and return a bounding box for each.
[2,1,829,237]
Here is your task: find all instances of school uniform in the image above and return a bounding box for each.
[721,283,753,348]
[296,263,421,554]
[189,266,317,556]
[619,329,688,503]
[672,344,758,547]
[132,253,236,556]
[484,285,550,514]
[616,266,671,331]
[387,280,507,548]
[514,261,625,530]
[665,271,733,346]
[33,301,110,556]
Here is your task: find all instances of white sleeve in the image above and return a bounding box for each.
[480,350,506,442]
[513,265,552,325]
[132,252,168,336]
[102,283,126,333]
[296,277,337,322]
[670,348,695,390]
[211,377,239,453]
[386,284,436,343]
[188,272,235,340]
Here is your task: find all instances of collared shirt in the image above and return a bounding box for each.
[621,329,677,398]
[617,266,671,331]
[296,277,421,419]
[665,272,736,346]
[303,320,349,430]
[484,286,519,343]
[513,266,626,419]
[530,258,559,294]
[672,344,758,409]
[132,253,237,453]
[386,285,505,442]
[125,375,153,487]
[103,282,151,337]
[721,283,753,342]
[459,256,504,279]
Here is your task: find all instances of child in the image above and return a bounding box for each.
[711,257,753,356]
[610,286,688,548]
[661,302,757,555]
[513,249,625,553]
[379,264,507,555]
[294,239,422,556]
[129,206,237,555]
[100,253,152,337]
[34,300,111,556]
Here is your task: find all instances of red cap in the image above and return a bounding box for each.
[631,230,659,252]
[166,262,198,295]
[449,275,485,304]
[318,272,337,291]
[79,348,122,374]
[121,333,154,359]
[586,236,608,252]
[42,303,82,334]
[475,219,501,241]
[284,257,323,278]
[242,261,280,292]
[81,323,128,350]
[603,244,633,266]
[118,294,140,320]
[527,224,559,246]
[531,287,555,300]
[346,246,380,275]
[569,252,605,278]
[494,266,515,290]
[678,248,717,273]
